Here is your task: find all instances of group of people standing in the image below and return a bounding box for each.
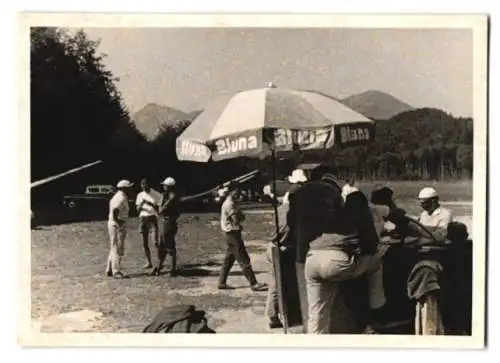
[104,165,455,335]
[261,165,454,334]
[106,177,180,279]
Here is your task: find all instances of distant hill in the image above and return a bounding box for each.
[339,90,414,120]
[132,103,190,140]
[186,109,203,121]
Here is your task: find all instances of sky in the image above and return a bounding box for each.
[80,27,473,117]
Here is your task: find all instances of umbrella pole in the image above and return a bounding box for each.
[271,149,289,334]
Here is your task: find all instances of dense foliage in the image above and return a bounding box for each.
[31,28,473,204]
[325,108,473,181]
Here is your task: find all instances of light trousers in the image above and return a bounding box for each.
[305,246,387,334]
[106,221,127,274]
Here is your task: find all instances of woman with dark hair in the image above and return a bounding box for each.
[295,174,387,334]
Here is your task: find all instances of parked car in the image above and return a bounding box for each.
[62,184,138,219]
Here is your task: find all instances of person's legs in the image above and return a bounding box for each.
[305,249,355,334]
[232,232,267,291]
[140,217,153,268]
[218,234,236,287]
[264,244,281,327]
[153,219,174,276]
[354,247,389,332]
[165,224,178,274]
[114,226,127,277]
[107,222,124,277]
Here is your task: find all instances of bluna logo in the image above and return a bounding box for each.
[339,126,371,144]
[215,135,259,156]
[180,141,210,159]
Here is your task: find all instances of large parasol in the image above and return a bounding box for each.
[176,83,374,215]
[176,83,375,331]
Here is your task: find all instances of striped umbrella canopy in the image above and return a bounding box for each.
[176,85,375,163]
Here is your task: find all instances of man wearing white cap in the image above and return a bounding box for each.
[282,169,308,205]
[417,187,453,242]
[153,176,181,276]
[341,175,359,202]
[106,179,134,279]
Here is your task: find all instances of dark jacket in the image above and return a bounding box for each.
[294,179,379,263]
[158,191,181,224]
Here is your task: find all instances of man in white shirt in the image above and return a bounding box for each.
[417,187,453,242]
[341,175,359,202]
[106,179,134,279]
[136,178,161,269]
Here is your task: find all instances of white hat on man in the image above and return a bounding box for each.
[418,187,438,200]
[161,177,176,186]
[287,169,308,184]
[116,179,134,188]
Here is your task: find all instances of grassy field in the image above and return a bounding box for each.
[30,180,473,333]
[356,180,473,202]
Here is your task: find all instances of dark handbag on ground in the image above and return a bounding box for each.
[142,304,216,333]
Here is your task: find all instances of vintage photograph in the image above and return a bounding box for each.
[21,13,488,347]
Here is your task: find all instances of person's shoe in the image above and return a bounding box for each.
[113,271,129,279]
[106,270,113,277]
[269,317,283,329]
[144,262,153,269]
[151,267,161,276]
[167,269,178,277]
[251,282,268,292]
[218,284,234,290]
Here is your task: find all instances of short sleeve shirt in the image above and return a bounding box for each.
[220,197,242,232]
[135,190,161,217]
[419,207,453,229]
[108,191,129,223]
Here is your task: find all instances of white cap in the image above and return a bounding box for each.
[287,169,308,184]
[116,179,134,188]
[418,187,438,200]
[161,177,176,186]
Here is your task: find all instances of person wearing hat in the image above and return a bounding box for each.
[153,177,181,276]
[370,185,410,238]
[294,168,388,334]
[218,181,268,292]
[417,187,453,242]
[135,178,161,269]
[282,169,308,205]
[106,179,134,279]
[341,175,359,202]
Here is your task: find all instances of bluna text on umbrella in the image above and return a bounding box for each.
[274,128,330,148]
[215,134,259,156]
[180,140,211,159]
[339,125,372,144]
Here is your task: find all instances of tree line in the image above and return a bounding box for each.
[30,28,473,204]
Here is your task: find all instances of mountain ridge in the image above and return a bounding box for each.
[339,89,414,120]
[131,89,415,138]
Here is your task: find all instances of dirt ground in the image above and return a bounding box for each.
[30,212,285,333]
[30,198,473,334]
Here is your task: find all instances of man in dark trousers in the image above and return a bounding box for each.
[152,177,181,277]
[218,181,268,292]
